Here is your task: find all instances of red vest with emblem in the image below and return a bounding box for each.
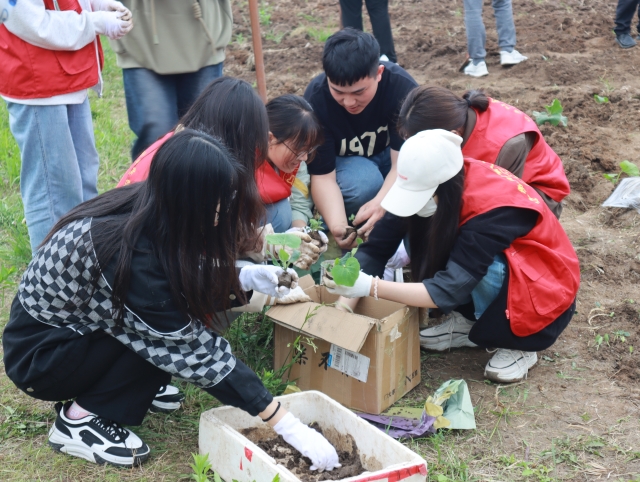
[0,0,104,99]
[255,162,299,204]
[459,159,580,337]
[462,98,570,203]
[117,131,295,206]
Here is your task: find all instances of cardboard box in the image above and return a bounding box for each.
[268,276,421,414]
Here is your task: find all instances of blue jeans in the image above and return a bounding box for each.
[123,63,223,160]
[6,98,100,254]
[464,0,517,61]
[336,147,392,217]
[471,253,507,319]
[265,198,293,233]
[614,0,640,34]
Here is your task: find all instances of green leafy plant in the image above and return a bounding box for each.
[189,453,213,482]
[265,233,301,288]
[330,238,363,287]
[593,94,609,104]
[603,160,640,185]
[532,99,568,127]
[259,3,272,26]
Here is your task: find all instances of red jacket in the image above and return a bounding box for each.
[117,131,296,205]
[462,98,570,203]
[460,159,580,336]
[0,0,103,99]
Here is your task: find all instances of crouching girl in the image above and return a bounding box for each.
[2,130,340,470]
[325,130,580,383]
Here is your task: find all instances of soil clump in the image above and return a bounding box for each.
[246,423,364,481]
[278,272,294,288]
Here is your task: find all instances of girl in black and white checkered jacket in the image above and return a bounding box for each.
[2,130,340,471]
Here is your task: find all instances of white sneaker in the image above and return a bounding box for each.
[463,60,489,77]
[48,401,150,467]
[149,384,185,413]
[419,311,478,351]
[484,349,537,383]
[500,49,528,66]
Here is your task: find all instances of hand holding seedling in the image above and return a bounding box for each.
[353,198,386,239]
[239,264,298,297]
[283,228,323,270]
[333,224,359,249]
[265,233,304,287]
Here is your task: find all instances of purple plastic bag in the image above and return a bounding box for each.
[357,411,437,439]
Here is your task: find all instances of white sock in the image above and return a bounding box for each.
[66,401,91,420]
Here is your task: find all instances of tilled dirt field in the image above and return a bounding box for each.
[229,0,640,479]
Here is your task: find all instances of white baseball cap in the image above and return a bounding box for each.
[381,129,463,217]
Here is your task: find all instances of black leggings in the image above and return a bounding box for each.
[340,0,397,62]
[34,332,170,426]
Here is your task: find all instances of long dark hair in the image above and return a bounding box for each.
[398,86,489,139]
[44,130,246,333]
[266,95,323,162]
[180,76,268,252]
[409,169,465,282]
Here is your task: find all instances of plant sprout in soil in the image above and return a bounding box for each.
[265,233,301,288]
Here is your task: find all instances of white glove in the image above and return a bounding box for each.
[272,286,312,305]
[91,0,130,15]
[323,271,373,298]
[269,228,319,271]
[239,265,298,298]
[273,413,340,471]
[88,11,133,40]
[288,227,329,256]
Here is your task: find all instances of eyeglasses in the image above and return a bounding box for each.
[281,141,318,161]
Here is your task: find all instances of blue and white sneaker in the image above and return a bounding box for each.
[48,401,150,467]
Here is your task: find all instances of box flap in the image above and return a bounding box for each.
[297,274,316,291]
[266,301,375,353]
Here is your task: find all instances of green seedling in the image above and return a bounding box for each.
[306,214,327,249]
[259,4,272,26]
[265,233,301,288]
[594,334,604,350]
[613,330,630,343]
[603,160,640,185]
[532,99,568,127]
[593,94,609,104]
[189,453,213,482]
[330,238,363,287]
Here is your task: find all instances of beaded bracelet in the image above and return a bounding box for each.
[261,401,281,422]
[373,276,380,300]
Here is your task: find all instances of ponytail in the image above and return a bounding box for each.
[462,89,489,112]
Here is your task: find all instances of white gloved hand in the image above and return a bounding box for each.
[239,265,298,298]
[273,286,312,305]
[323,271,373,298]
[273,413,341,471]
[306,229,329,255]
[88,11,133,40]
[91,0,129,15]
[269,228,319,271]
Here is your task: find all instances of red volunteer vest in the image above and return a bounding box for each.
[117,131,294,206]
[0,0,104,99]
[459,159,580,337]
[462,98,570,203]
[256,162,299,204]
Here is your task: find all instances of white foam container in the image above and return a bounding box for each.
[199,391,427,482]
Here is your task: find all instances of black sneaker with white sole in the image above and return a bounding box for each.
[149,385,185,414]
[48,401,150,467]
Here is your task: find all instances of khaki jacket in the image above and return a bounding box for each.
[110,0,232,74]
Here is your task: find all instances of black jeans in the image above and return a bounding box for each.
[34,332,170,426]
[340,0,397,62]
[615,0,640,35]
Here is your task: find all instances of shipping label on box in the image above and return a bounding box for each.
[269,275,421,414]
[328,344,370,383]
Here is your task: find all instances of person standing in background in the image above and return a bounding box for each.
[613,0,640,48]
[339,0,397,63]
[0,0,132,253]
[461,0,527,77]
[110,0,232,159]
